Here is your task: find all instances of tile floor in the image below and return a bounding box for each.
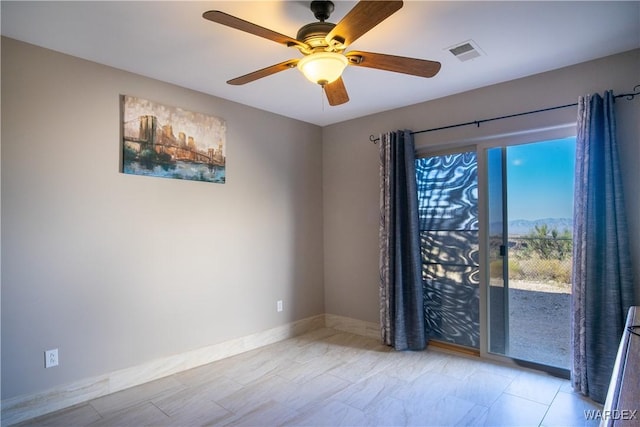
[18,328,602,426]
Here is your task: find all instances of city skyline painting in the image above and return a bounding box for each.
[121,95,227,183]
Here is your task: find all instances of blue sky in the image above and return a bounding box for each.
[507,137,576,221]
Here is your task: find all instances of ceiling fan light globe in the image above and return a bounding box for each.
[297,52,348,85]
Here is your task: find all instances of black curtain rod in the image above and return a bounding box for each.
[369,84,640,144]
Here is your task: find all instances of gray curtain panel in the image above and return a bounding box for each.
[379,130,427,351]
[571,91,635,404]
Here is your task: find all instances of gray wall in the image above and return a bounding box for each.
[323,49,640,324]
[1,37,324,399]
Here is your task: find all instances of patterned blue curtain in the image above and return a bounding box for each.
[572,91,635,403]
[379,130,427,350]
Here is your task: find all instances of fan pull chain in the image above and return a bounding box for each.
[321,85,326,111]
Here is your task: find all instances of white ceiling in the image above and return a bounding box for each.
[2,1,639,126]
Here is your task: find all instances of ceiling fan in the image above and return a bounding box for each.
[202,0,441,106]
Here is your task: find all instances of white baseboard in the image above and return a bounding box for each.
[1,314,329,426]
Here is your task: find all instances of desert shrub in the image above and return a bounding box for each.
[550,259,572,283]
[515,258,572,284]
[508,260,523,280]
[524,224,572,260]
[489,251,572,284]
[489,259,525,280]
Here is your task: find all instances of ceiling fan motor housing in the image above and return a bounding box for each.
[296,22,336,49]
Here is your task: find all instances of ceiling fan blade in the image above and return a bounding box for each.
[346,51,441,78]
[203,10,307,49]
[325,1,403,48]
[227,59,300,85]
[324,77,349,106]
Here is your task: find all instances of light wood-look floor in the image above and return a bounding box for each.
[18,328,601,426]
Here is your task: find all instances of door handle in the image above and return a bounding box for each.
[500,245,507,257]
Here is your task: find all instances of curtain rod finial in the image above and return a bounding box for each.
[626,84,640,101]
[370,135,380,144]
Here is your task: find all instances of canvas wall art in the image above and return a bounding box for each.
[122,95,226,183]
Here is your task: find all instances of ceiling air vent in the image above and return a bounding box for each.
[448,40,484,62]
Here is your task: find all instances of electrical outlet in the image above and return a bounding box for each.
[45,349,59,368]
[277,300,283,312]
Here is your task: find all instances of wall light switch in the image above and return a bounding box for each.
[277,300,283,312]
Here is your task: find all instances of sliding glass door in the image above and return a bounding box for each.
[487,138,575,371]
[416,138,574,370]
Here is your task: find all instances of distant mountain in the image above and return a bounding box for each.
[490,218,573,236]
[509,218,573,236]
